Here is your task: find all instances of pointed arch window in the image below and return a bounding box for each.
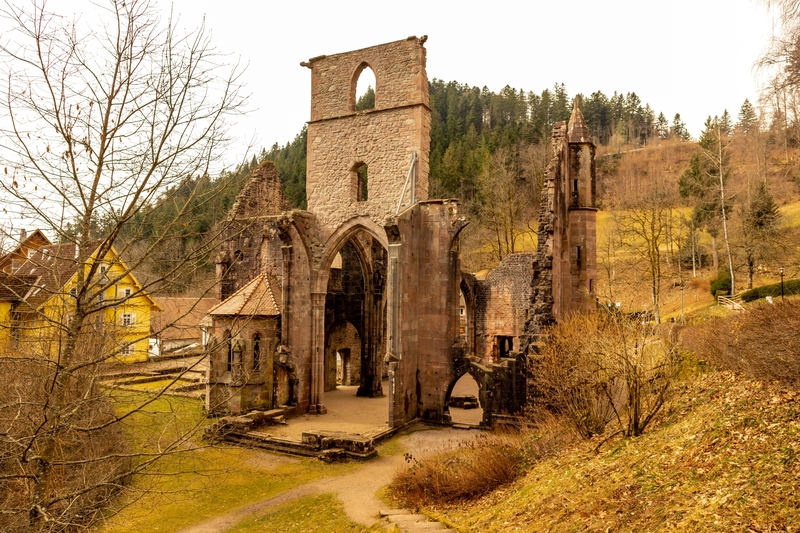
[351,63,376,112]
[252,333,261,372]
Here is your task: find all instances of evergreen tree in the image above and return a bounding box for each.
[356,85,375,110]
[739,182,780,288]
[672,113,690,140]
[719,109,733,136]
[736,98,759,135]
[656,112,670,139]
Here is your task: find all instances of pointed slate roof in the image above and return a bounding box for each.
[567,96,592,144]
[207,273,282,317]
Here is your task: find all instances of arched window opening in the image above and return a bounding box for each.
[352,162,368,202]
[497,336,513,358]
[353,64,376,111]
[252,333,261,371]
[458,290,467,338]
[224,329,232,372]
[331,251,343,269]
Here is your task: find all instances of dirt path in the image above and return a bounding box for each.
[174,425,479,533]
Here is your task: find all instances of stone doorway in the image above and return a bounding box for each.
[323,232,387,398]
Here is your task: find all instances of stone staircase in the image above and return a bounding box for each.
[380,509,455,532]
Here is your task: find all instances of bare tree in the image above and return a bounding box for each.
[474,147,537,262]
[0,0,246,530]
[617,182,677,324]
[533,312,679,439]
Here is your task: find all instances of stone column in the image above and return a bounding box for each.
[309,292,327,414]
[280,243,292,343]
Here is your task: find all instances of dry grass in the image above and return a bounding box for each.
[426,370,800,532]
[388,424,575,508]
[682,299,800,385]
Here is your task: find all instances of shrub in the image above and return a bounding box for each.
[740,278,800,302]
[389,426,573,507]
[681,300,800,385]
[709,268,732,296]
[532,313,680,438]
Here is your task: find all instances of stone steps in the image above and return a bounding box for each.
[379,509,455,532]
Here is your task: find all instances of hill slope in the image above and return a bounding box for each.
[427,370,799,532]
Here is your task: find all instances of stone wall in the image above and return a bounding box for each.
[226,161,289,221]
[385,199,466,425]
[216,162,291,301]
[474,253,535,363]
[303,37,430,234]
[206,316,280,415]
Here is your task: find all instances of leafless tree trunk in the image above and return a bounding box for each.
[0,1,246,530]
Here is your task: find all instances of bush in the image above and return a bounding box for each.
[709,268,732,296]
[681,300,800,385]
[389,426,572,507]
[531,313,680,438]
[740,278,800,302]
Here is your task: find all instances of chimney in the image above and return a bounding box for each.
[19,229,27,241]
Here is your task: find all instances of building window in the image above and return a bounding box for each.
[253,333,261,372]
[576,246,582,268]
[351,62,376,112]
[120,344,134,355]
[121,287,132,298]
[224,330,233,372]
[497,336,513,358]
[121,313,135,327]
[352,162,368,202]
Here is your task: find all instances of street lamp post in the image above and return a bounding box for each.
[780,267,785,301]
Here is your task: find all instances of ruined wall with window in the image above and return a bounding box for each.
[527,98,597,329]
[215,161,289,301]
[302,37,430,233]
[474,253,536,363]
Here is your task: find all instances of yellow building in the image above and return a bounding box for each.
[0,239,161,363]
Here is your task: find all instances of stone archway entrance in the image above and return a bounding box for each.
[322,231,387,399]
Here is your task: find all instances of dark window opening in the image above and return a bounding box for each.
[577,246,582,268]
[572,179,579,205]
[224,329,233,372]
[355,163,368,201]
[253,333,261,372]
[498,336,513,358]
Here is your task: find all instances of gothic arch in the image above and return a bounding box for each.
[349,61,377,112]
[315,216,388,293]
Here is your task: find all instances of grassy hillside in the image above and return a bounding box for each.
[420,367,799,532]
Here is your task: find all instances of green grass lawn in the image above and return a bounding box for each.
[227,493,384,533]
[94,392,356,533]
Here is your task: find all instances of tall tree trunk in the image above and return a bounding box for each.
[718,125,736,294]
[711,234,719,270]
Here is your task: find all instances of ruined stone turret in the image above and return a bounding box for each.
[528,96,598,331]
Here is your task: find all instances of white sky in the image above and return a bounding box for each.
[17,0,780,168]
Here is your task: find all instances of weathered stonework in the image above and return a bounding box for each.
[207,40,597,429]
[303,37,430,234]
[473,253,536,363]
[525,99,598,338]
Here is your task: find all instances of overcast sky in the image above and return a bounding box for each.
[16,0,781,168]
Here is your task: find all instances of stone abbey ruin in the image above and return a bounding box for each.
[205,36,597,430]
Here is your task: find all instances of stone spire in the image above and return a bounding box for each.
[567,96,592,144]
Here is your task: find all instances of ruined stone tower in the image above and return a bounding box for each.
[530,97,598,329]
[302,36,430,234]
